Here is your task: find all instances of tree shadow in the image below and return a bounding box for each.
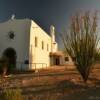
[61,79,100,100]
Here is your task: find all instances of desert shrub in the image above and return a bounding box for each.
[0,88,23,100]
[61,12,99,83]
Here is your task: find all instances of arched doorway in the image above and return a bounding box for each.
[2,48,17,72]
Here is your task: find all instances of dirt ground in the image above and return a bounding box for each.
[0,64,100,100]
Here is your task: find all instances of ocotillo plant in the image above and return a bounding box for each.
[62,12,99,83]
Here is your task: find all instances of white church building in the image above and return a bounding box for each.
[0,15,73,71]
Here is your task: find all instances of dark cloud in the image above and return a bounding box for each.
[0,0,100,49]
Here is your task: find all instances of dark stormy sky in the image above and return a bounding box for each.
[0,0,100,49]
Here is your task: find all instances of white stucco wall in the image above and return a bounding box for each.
[0,18,31,70]
[29,20,51,69]
[0,18,62,70]
[51,42,58,53]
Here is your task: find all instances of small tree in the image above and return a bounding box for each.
[62,12,99,83]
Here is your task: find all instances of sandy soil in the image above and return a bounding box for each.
[0,63,100,100]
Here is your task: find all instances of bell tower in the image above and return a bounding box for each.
[50,25,58,52]
[50,25,55,43]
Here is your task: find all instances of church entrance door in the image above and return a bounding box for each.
[2,48,17,73]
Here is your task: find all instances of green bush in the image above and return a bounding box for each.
[0,88,23,100]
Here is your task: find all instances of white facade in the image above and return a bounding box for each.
[0,18,31,70]
[0,16,61,70]
[29,20,52,69]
